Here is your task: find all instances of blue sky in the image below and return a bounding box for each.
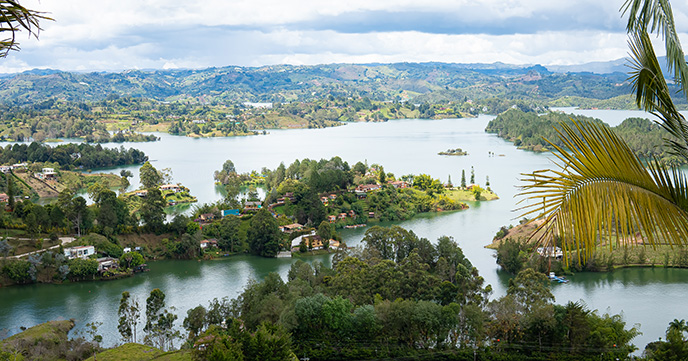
[2,0,687,73]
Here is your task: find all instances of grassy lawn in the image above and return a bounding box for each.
[0,320,74,348]
[444,188,499,202]
[86,343,165,361]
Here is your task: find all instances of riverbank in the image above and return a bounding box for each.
[486,220,688,272]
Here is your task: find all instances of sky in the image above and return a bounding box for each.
[1,0,687,73]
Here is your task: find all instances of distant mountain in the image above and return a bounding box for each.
[0,62,632,105]
[545,58,629,74]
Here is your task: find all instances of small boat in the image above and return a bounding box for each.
[548,271,569,284]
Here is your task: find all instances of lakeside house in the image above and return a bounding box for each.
[0,193,8,203]
[200,239,218,249]
[244,201,262,212]
[536,246,563,260]
[35,168,57,181]
[354,184,381,197]
[280,223,303,233]
[96,257,119,272]
[160,184,182,193]
[64,245,96,260]
[327,215,337,223]
[290,232,338,251]
[389,180,409,189]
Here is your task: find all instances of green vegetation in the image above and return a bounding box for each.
[0,142,148,169]
[438,147,468,156]
[486,109,686,165]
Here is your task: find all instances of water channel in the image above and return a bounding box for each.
[0,109,684,351]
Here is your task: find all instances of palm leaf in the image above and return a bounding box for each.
[622,0,688,98]
[517,120,688,263]
[0,1,51,57]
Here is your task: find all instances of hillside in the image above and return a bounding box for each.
[0,62,636,105]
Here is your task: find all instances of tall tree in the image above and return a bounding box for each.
[118,291,141,343]
[460,170,466,188]
[139,161,162,190]
[139,188,166,233]
[248,208,281,257]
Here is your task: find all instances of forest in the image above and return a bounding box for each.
[485,109,685,165]
[0,142,148,169]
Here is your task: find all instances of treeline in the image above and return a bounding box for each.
[115,225,640,360]
[486,109,685,165]
[0,142,148,169]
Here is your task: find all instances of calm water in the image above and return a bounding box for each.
[0,112,683,351]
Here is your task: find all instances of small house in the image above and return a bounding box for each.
[123,247,132,254]
[0,166,11,173]
[327,215,337,223]
[328,194,337,200]
[338,212,347,220]
[96,257,119,272]
[348,210,355,217]
[160,184,181,193]
[199,213,215,222]
[200,239,218,249]
[320,196,329,204]
[536,247,563,260]
[0,193,8,203]
[244,201,262,211]
[280,223,303,233]
[64,245,96,260]
[135,190,148,197]
[368,212,376,218]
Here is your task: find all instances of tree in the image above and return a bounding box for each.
[248,208,281,257]
[118,291,141,343]
[144,288,178,351]
[0,1,51,57]
[460,169,466,188]
[183,305,207,340]
[139,188,166,233]
[139,161,162,190]
[470,166,475,184]
[518,0,688,262]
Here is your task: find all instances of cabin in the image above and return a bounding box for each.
[244,201,262,211]
[160,184,181,193]
[200,239,218,249]
[389,180,409,189]
[64,245,96,260]
[536,246,563,260]
[338,212,347,220]
[355,184,381,197]
[96,257,119,272]
[280,223,303,233]
[199,213,215,222]
[327,215,337,223]
[320,196,329,204]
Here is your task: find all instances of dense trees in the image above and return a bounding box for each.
[487,109,686,165]
[0,142,148,169]
[248,208,281,257]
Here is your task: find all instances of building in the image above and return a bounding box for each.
[0,193,8,203]
[160,184,181,193]
[96,257,119,272]
[200,239,218,249]
[280,223,303,233]
[244,201,262,211]
[64,245,96,260]
[536,247,563,260]
[355,184,381,197]
[135,190,148,197]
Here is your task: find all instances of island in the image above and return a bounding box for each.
[438,147,468,156]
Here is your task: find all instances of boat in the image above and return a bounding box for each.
[548,271,569,284]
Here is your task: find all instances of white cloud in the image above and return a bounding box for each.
[4,0,687,72]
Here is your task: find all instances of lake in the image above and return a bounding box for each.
[0,109,681,352]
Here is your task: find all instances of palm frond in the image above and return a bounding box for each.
[0,1,52,57]
[622,0,688,98]
[628,30,688,159]
[517,120,688,262]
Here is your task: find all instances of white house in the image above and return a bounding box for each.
[64,245,96,260]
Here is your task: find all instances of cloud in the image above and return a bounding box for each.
[3,0,687,72]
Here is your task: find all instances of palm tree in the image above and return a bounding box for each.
[0,1,51,57]
[518,0,688,262]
